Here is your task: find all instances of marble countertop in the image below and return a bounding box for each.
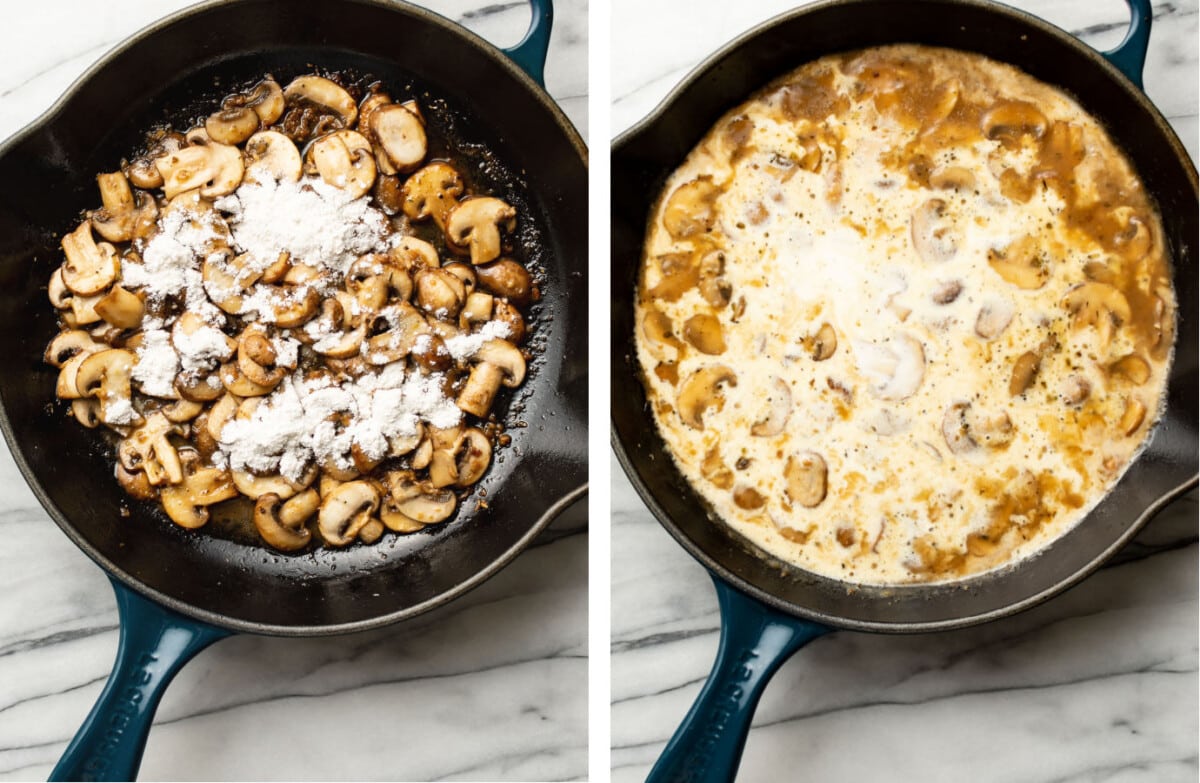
[611,1,1198,781]
[0,1,587,781]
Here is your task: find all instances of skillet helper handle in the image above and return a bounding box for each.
[1102,0,1152,89]
[648,576,832,783]
[49,578,229,782]
[501,0,553,87]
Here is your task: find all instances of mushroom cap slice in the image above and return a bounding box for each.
[474,339,526,387]
[232,469,301,500]
[852,334,925,401]
[370,104,427,172]
[975,300,1015,340]
[284,75,358,126]
[401,162,464,229]
[244,130,302,184]
[155,141,245,199]
[415,267,466,317]
[308,130,376,199]
[75,349,137,424]
[161,452,237,529]
[254,492,313,551]
[981,100,1047,142]
[90,172,157,243]
[676,365,737,429]
[385,471,457,524]
[1062,282,1132,338]
[910,198,958,263]
[318,480,379,547]
[474,259,534,307]
[61,221,120,296]
[751,376,792,437]
[205,106,260,146]
[662,177,719,239]
[45,329,102,368]
[454,428,492,487]
[784,451,827,508]
[445,197,517,266]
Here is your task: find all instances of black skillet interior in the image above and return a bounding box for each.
[611,0,1198,632]
[0,0,587,634]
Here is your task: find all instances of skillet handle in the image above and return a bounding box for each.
[1102,0,1151,89]
[49,577,229,782]
[501,0,553,87]
[648,576,832,783]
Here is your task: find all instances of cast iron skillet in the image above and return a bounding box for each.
[611,0,1197,779]
[0,0,586,779]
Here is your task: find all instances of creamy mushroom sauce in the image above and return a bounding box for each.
[636,45,1175,585]
[44,73,540,552]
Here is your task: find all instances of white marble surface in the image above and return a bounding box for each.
[611,1,1198,781]
[0,1,587,781]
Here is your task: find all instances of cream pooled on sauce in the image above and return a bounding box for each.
[636,45,1175,584]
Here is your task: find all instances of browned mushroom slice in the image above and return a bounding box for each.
[61,221,119,296]
[700,445,734,490]
[1009,351,1040,396]
[682,313,726,355]
[154,140,245,199]
[161,452,237,529]
[1108,353,1151,385]
[90,172,157,243]
[941,402,1014,454]
[205,105,260,146]
[401,162,465,231]
[987,238,1050,290]
[44,329,103,368]
[254,490,316,551]
[308,130,377,199]
[474,258,533,306]
[910,198,958,263]
[457,339,525,417]
[219,361,277,397]
[232,470,303,501]
[94,285,144,330]
[48,268,72,310]
[1118,396,1146,436]
[784,451,827,508]
[237,329,286,389]
[415,267,467,317]
[118,413,185,486]
[810,322,837,361]
[370,104,427,172]
[676,365,737,429]
[318,480,379,547]
[1060,374,1091,406]
[929,166,976,191]
[284,75,357,127]
[662,177,719,239]
[975,300,1015,340]
[445,197,517,266]
[751,376,791,437]
[931,280,962,305]
[75,349,137,424]
[244,130,302,184]
[981,100,1047,143]
[697,250,732,309]
[125,132,185,190]
[1062,282,1131,347]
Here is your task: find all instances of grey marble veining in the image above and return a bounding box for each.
[610,1,1198,780]
[0,1,588,780]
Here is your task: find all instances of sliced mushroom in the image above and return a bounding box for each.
[1118,396,1146,436]
[461,291,494,326]
[390,478,456,525]
[700,445,734,490]
[154,140,245,199]
[370,104,427,172]
[1009,350,1040,396]
[308,130,377,199]
[457,338,525,417]
[981,100,1047,143]
[810,322,837,361]
[61,221,119,296]
[941,402,1013,454]
[117,413,184,486]
[89,172,157,243]
[453,428,491,487]
[401,161,465,230]
[910,198,958,263]
[244,130,302,184]
[697,250,732,309]
[853,334,925,401]
[682,313,726,355]
[160,452,237,529]
[124,132,185,190]
[751,376,791,437]
[929,166,976,191]
[1060,375,1091,406]
[44,329,102,368]
[71,398,101,428]
[931,279,963,305]
[1109,353,1151,385]
[232,469,301,500]
[237,329,285,389]
[284,75,357,127]
[784,451,827,508]
[205,105,260,146]
[94,285,144,330]
[317,480,379,547]
[662,177,719,239]
[254,491,315,551]
[1062,282,1131,346]
[975,300,1015,340]
[48,268,72,309]
[219,361,277,397]
[445,197,517,266]
[474,258,533,307]
[987,239,1050,290]
[311,324,366,360]
[116,461,155,500]
[676,365,737,429]
[75,349,136,424]
[415,267,467,317]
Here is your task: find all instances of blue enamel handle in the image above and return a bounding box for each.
[648,576,832,783]
[1102,0,1152,89]
[501,0,553,87]
[49,578,229,782]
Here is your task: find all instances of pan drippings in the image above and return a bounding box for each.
[636,45,1175,585]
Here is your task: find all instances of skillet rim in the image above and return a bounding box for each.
[0,0,589,636]
[610,0,1199,634]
